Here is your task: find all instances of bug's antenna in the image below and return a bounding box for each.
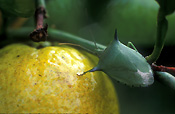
[93,37,98,50]
[89,30,98,50]
[114,29,118,41]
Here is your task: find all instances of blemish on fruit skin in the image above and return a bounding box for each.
[48,59,59,67]
[62,56,65,59]
[68,84,73,88]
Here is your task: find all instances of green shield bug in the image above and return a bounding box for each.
[79,29,154,87]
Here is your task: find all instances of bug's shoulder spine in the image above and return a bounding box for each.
[114,29,119,41]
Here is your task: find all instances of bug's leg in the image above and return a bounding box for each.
[92,38,104,57]
[127,42,138,52]
[95,48,104,57]
[89,30,104,56]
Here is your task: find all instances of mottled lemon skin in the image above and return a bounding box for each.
[0,44,119,113]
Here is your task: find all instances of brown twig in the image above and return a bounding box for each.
[29,6,48,42]
[152,63,175,76]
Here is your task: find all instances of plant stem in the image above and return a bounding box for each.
[48,28,106,53]
[37,0,46,8]
[5,27,106,54]
[29,0,48,42]
[146,9,168,64]
[152,64,175,76]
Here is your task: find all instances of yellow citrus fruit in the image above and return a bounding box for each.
[0,43,119,113]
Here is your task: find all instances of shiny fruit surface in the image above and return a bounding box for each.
[0,43,119,113]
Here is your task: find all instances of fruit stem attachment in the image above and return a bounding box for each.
[5,27,106,54]
[29,0,48,42]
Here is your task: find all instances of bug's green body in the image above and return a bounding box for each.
[84,30,154,87]
[96,39,154,87]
